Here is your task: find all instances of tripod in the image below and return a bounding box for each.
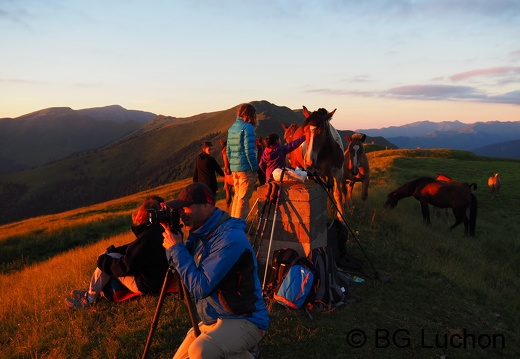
[141,230,200,359]
[307,171,390,283]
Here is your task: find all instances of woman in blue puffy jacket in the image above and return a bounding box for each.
[226,103,259,219]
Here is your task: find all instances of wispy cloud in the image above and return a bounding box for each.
[386,84,520,105]
[449,67,520,82]
[306,83,520,106]
[387,84,482,100]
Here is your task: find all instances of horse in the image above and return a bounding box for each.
[256,136,267,185]
[488,173,500,198]
[433,173,477,223]
[384,176,477,236]
[219,139,235,208]
[342,133,370,216]
[436,173,477,191]
[295,106,344,219]
[281,122,303,168]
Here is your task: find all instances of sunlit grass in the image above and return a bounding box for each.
[1,149,519,358]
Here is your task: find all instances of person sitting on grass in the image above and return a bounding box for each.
[65,195,168,309]
[259,132,306,182]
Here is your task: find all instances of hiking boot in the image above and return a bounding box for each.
[248,343,260,359]
[65,295,91,310]
[71,289,88,299]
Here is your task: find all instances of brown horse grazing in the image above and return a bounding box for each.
[219,139,234,208]
[342,133,370,216]
[384,176,477,236]
[488,173,501,198]
[433,173,477,223]
[436,173,477,191]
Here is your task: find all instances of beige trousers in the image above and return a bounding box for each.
[231,170,257,219]
[173,318,264,359]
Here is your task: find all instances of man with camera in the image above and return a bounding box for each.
[162,182,268,359]
[65,195,168,309]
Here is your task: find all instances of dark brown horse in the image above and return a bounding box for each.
[433,173,477,223]
[436,173,477,191]
[219,139,234,208]
[342,133,370,216]
[385,177,477,236]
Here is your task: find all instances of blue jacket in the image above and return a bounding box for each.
[166,208,269,330]
[226,117,259,172]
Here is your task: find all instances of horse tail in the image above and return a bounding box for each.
[469,193,477,236]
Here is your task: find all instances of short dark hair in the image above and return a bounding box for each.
[266,133,279,147]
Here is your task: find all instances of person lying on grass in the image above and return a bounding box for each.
[65,195,168,309]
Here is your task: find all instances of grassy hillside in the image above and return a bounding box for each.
[0,101,397,225]
[1,149,519,358]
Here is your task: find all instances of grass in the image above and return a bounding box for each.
[1,149,519,358]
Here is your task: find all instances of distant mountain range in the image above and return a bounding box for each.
[358,120,520,159]
[0,105,156,172]
[0,101,518,224]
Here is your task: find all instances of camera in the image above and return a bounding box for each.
[147,208,182,232]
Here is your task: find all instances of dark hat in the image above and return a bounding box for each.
[165,182,216,209]
[202,141,213,148]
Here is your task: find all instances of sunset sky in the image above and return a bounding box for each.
[1,0,520,131]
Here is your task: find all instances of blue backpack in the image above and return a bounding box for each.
[273,256,317,310]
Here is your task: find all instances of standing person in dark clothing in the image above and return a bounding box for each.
[193,141,225,195]
[65,195,168,310]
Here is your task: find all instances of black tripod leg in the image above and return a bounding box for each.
[142,266,175,359]
[255,184,278,258]
[308,172,388,283]
[180,278,201,337]
[252,183,274,251]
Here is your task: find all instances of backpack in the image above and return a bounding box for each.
[327,220,363,271]
[272,256,317,310]
[263,247,299,297]
[307,246,347,312]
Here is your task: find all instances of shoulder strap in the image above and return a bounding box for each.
[205,211,232,240]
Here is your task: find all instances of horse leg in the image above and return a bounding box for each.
[420,201,432,226]
[346,182,354,215]
[449,209,468,235]
[444,208,450,224]
[333,173,344,221]
[360,178,369,217]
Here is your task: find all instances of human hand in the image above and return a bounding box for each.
[162,224,183,250]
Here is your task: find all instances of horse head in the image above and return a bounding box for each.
[282,122,299,143]
[345,133,367,177]
[384,192,399,209]
[301,106,337,170]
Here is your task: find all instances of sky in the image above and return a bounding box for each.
[1,0,520,131]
